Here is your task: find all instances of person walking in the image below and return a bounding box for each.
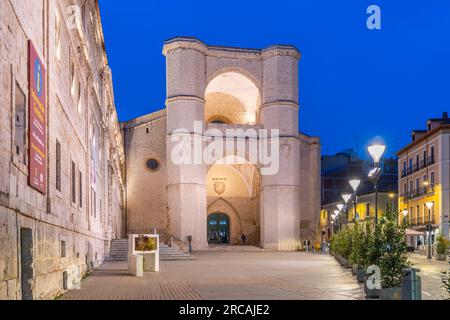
[240,233,247,245]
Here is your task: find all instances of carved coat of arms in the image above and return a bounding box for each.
[213,178,227,195]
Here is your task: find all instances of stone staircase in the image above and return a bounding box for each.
[206,245,265,252]
[106,238,195,261]
[106,239,128,261]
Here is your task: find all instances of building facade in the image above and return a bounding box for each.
[0,0,125,299]
[122,37,321,251]
[320,150,398,240]
[398,112,450,244]
[320,192,398,241]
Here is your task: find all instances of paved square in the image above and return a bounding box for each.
[62,252,365,300]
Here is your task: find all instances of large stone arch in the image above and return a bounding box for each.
[205,70,262,125]
[208,198,243,244]
[206,155,261,245]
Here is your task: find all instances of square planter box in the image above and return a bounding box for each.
[364,278,380,299]
[380,287,402,300]
[435,253,447,261]
[356,268,365,283]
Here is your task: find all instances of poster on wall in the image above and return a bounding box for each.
[28,40,47,194]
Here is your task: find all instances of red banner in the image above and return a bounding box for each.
[28,41,47,194]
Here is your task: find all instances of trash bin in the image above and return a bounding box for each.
[401,268,421,300]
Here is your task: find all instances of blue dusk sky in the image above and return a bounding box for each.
[98,0,450,159]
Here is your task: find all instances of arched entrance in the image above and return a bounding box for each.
[207,213,230,244]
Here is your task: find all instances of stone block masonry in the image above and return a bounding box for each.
[0,0,125,299]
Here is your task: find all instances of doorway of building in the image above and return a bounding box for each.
[20,228,33,300]
[207,213,230,244]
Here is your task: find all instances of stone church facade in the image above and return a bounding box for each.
[0,1,320,300]
[0,1,125,299]
[123,37,321,251]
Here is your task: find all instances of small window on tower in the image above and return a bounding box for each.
[146,158,159,171]
[14,83,26,163]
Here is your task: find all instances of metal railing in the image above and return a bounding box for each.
[402,186,434,201]
[401,155,435,178]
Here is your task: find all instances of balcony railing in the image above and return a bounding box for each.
[402,185,434,201]
[407,217,436,226]
[401,155,435,178]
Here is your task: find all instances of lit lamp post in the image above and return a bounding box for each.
[368,144,386,229]
[402,209,408,225]
[425,201,434,259]
[334,210,341,231]
[342,194,351,226]
[349,180,361,223]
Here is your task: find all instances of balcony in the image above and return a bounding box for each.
[401,155,435,178]
[403,186,434,201]
[408,217,436,226]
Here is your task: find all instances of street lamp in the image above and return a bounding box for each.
[368,144,386,165]
[342,194,352,226]
[401,209,408,226]
[425,201,434,259]
[368,144,386,228]
[349,179,360,223]
[334,210,341,231]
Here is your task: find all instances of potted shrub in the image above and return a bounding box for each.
[435,235,449,261]
[349,222,365,278]
[364,224,382,298]
[442,268,450,298]
[341,228,353,268]
[353,223,370,283]
[377,205,409,300]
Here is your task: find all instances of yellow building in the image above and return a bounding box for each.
[397,112,450,245]
[320,191,397,240]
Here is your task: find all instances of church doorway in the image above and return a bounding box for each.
[207,213,230,244]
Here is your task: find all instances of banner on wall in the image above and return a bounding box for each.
[28,40,47,194]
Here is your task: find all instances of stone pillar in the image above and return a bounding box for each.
[163,38,208,249]
[260,46,302,251]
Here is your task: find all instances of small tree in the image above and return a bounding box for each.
[349,222,366,267]
[377,204,410,288]
[436,234,450,255]
[442,269,450,298]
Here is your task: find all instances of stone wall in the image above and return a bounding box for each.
[122,111,168,233]
[0,0,125,300]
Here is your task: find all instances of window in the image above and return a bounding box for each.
[423,150,427,162]
[430,172,435,186]
[409,159,412,170]
[79,171,82,208]
[366,203,370,217]
[55,9,61,61]
[403,161,406,173]
[415,178,419,192]
[56,140,61,192]
[14,82,26,163]
[77,82,82,114]
[409,181,413,194]
[416,205,420,221]
[403,183,407,196]
[431,146,435,159]
[70,53,76,96]
[71,161,76,203]
[146,158,159,171]
[60,240,66,258]
[416,154,419,166]
[91,188,96,218]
